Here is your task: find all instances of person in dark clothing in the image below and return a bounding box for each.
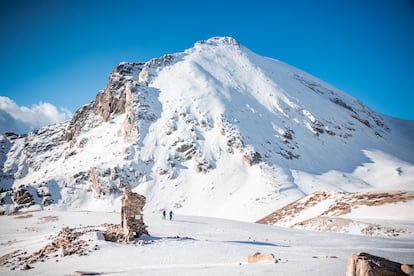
[162,209,166,219]
[169,210,173,221]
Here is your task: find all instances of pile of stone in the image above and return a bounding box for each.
[103,223,124,243]
[0,226,98,271]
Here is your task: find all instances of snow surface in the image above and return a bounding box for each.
[1,210,413,275]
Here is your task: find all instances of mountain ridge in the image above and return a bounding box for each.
[1,37,413,226]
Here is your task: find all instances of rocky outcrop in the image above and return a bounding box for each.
[123,81,139,143]
[64,62,144,143]
[346,252,412,276]
[13,186,35,209]
[88,166,138,197]
[219,115,262,166]
[138,54,174,85]
[257,191,414,238]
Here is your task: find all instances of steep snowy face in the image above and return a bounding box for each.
[1,37,413,221]
[143,36,397,172]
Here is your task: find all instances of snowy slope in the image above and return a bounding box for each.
[257,190,414,238]
[1,211,413,275]
[1,36,413,225]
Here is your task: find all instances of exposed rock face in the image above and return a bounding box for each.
[64,62,145,143]
[346,252,411,276]
[120,187,148,242]
[123,81,139,143]
[247,252,277,264]
[88,166,139,198]
[13,186,35,209]
[257,191,414,238]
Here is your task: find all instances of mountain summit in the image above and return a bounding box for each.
[1,37,413,221]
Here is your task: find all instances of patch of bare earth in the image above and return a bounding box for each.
[257,191,414,225]
[13,214,33,219]
[256,191,331,224]
[38,215,59,223]
[292,217,411,238]
[322,191,414,217]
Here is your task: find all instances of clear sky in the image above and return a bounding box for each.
[0,0,413,133]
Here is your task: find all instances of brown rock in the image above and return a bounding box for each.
[247,252,277,264]
[346,252,409,276]
[71,271,102,276]
[402,264,414,276]
[21,263,32,271]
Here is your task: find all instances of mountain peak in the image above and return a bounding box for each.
[1,37,413,223]
[195,36,240,48]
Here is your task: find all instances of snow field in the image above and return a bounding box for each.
[1,210,413,275]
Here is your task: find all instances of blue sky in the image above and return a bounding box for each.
[0,0,413,133]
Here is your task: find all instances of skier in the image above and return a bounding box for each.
[162,209,166,220]
[169,210,173,221]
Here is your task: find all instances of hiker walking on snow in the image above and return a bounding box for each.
[169,210,173,221]
[162,209,166,219]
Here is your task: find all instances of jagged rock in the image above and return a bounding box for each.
[138,55,174,85]
[194,158,212,174]
[123,82,139,143]
[196,36,240,48]
[242,147,262,166]
[21,263,32,271]
[64,62,145,143]
[88,166,136,197]
[176,143,194,154]
[247,252,277,264]
[346,252,411,276]
[13,186,35,208]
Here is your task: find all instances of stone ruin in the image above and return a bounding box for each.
[104,187,148,243]
[120,187,148,242]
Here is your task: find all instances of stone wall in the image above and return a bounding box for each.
[120,187,148,242]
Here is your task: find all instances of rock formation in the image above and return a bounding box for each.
[346,252,413,276]
[247,252,277,264]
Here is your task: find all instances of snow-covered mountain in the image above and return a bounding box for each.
[1,37,413,225]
